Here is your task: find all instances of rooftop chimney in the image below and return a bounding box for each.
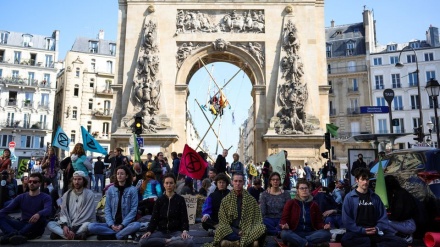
[98,30,104,40]
[331,20,335,27]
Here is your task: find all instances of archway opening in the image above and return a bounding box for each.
[187,62,253,163]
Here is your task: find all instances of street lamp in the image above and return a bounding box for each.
[425,78,440,147]
[395,46,423,137]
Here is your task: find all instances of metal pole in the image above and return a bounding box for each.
[434,96,440,147]
[388,102,393,133]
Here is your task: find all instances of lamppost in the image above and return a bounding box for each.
[396,46,423,137]
[425,78,440,147]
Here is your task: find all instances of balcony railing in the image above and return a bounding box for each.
[22,101,34,108]
[327,65,367,74]
[336,131,371,139]
[409,82,418,87]
[375,85,384,90]
[347,87,359,93]
[329,108,337,116]
[0,77,51,88]
[38,102,51,110]
[92,109,112,117]
[5,98,17,106]
[347,107,360,115]
[392,83,402,88]
[0,120,49,130]
[95,89,114,95]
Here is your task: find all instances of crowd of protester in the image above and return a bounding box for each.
[0,146,419,247]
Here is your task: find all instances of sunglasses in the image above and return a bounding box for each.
[29,180,40,184]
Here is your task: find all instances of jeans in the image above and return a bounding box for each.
[388,218,416,235]
[94,174,105,192]
[281,229,331,247]
[341,231,408,247]
[263,217,281,235]
[46,221,89,239]
[0,216,47,239]
[139,231,194,247]
[87,222,140,240]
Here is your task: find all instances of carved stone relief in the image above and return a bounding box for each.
[176,40,265,68]
[274,20,317,135]
[175,9,265,35]
[131,19,165,133]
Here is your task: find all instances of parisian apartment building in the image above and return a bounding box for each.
[54,30,116,158]
[0,29,59,165]
[370,25,440,148]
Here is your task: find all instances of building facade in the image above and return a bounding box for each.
[370,26,440,149]
[54,31,116,158]
[237,105,254,165]
[0,29,59,167]
[324,9,374,175]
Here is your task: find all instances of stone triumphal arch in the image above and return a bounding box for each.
[112,0,330,165]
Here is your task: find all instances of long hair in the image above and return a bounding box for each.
[71,143,85,156]
[69,175,88,189]
[2,149,10,158]
[115,165,133,186]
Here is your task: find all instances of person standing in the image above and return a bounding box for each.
[214,149,228,175]
[0,173,52,245]
[140,173,194,247]
[304,163,312,181]
[104,147,126,176]
[94,156,106,192]
[205,173,266,247]
[41,147,60,191]
[171,152,180,178]
[280,179,331,247]
[70,143,93,179]
[47,171,94,240]
[229,153,244,176]
[283,150,292,190]
[0,148,11,172]
[88,166,140,240]
[341,168,407,247]
[136,171,162,215]
[351,154,366,177]
[151,152,170,183]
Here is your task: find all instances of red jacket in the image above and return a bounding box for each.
[280,198,325,231]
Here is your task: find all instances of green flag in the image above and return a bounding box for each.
[133,134,141,163]
[326,123,339,137]
[375,159,388,208]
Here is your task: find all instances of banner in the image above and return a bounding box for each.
[52,126,71,151]
[267,151,286,182]
[179,144,208,180]
[326,123,339,137]
[182,195,197,224]
[248,163,258,177]
[132,134,141,162]
[17,157,30,178]
[375,159,389,208]
[80,126,108,155]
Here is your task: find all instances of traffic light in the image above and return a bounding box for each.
[324,132,331,150]
[134,116,143,135]
[413,127,423,143]
[321,152,329,159]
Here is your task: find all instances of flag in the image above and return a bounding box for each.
[248,163,258,177]
[375,159,389,208]
[179,144,208,180]
[267,151,286,182]
[52,126,71,151]
[80,126,108,155]
[133,133,141,163]
[326,123,339,137]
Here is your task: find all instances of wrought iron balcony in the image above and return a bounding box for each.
[5,98,17,106]
[38,102,51,110]
[346,107,360,115]
[327,65,367,75]
[329,108,337,116]
[92,109,112,118]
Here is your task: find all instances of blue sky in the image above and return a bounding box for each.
[1,0,438,159]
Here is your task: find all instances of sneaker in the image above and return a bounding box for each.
[126,234,133,243]
[50,233,63,240]
[404,234,413,244]
[9,235,27,245]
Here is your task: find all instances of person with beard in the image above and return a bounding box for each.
[88,165,140,240]
[47,171,95,240]
[0,173,52,245]
[341,168,407,247]
[280,179,331,247]
[351,154,366,177]
[132,162,146,186]
[201,173,230,235]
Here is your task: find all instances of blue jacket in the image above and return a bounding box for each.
[342,189,391,234]
[105,184,138,227]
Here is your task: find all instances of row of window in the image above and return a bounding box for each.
[0,69,51,84]
[89,41,116,55]
[373,52,434,66]
[71,80,112,96]
[374,71,436,89]
[0,50,53,67]
[326,41,356,57]
[70,122,110,143]
[74,60,113,76]
[376,116,436,135]
[0,32,55,50]
[0,134,45,149]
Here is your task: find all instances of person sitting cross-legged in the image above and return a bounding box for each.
[88,165,140,240]
[47,171,95,240]
[0,173,52,245]
[205,172,266,247]
[280,179,331,247]
[341,168,407,247]
[139,173,194,247]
